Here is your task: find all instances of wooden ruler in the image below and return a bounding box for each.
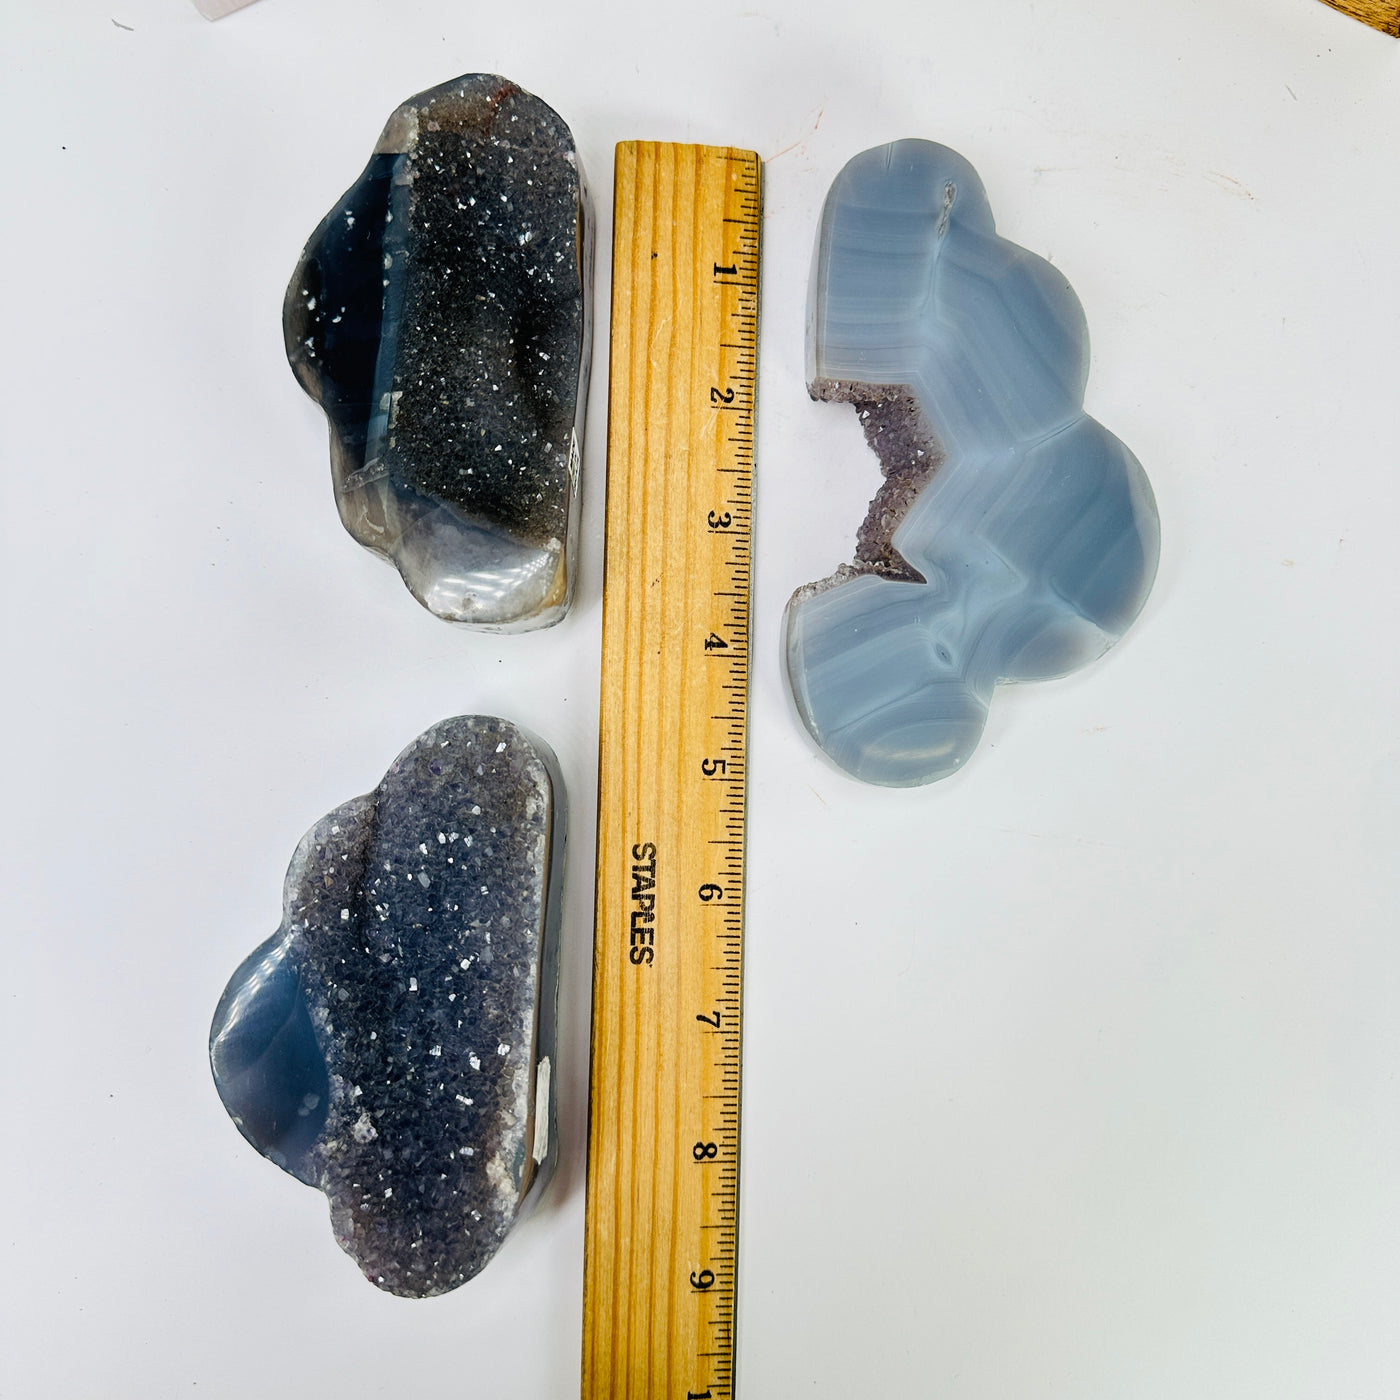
[583,141,760,1400]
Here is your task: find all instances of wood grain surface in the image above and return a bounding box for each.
[582,142,760,1400]
[1318,0,1400,35]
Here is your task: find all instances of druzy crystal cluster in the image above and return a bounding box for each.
[285,74,593,630]
[210,717,564,1297]
[785,140,1160,786]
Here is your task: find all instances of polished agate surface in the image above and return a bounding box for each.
[285,75,593,629]
[210,717,564,1296]
[784,140,1160,786]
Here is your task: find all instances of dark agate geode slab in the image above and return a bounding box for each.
[784,140,1160,786]
[284,75,593,629]
[210,717,564,1296]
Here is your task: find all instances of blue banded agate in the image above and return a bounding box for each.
[785,141,1160,785]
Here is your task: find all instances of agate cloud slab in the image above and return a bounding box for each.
[285,75,593,630]
[785,140,1160,786]
[210,717,564,1296]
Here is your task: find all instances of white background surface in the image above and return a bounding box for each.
[3,0,1398,1396]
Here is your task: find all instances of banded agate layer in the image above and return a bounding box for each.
[785,140,1160,786]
